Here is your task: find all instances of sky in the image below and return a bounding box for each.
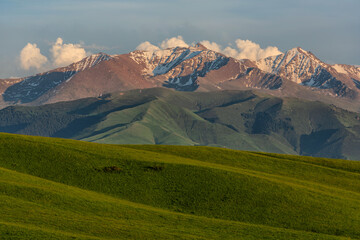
[0,0,359,78]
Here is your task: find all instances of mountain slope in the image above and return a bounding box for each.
[0,133,360,239]
[1,53,112,105]
[0,88,359,160]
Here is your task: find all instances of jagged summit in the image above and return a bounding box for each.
[288,47,306,54]
[130,43,231,91]
[193,43,208,50]
[255,46,360,98]
[65,52,112,72]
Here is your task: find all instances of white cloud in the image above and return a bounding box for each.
[20,43,48,70]
[160,36,189,49]
[50,38,87,67]
[222,46,239,58]
[201,39,282,61]
[136,41,160,52]
[234,39,282,60]
[136,36,281,61]
[135,36,189,53]
[199,40,222,52]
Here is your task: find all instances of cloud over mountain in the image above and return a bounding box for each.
[136,36,189,52]
[160,36,189,49]
[136,41,160,52]
[234,39,282,60]
[20,43,48,70]
[50,38,87,67]
[201,39,282,61]
[19,38,89,71]
[199,41,222,52]
[136,36,281,61]
[20,36,282,73]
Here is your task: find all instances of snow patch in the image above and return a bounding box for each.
[184,51,202,60]
[72,53,111,72]
[65,76,73,83]
[29,82,40,87]
[302,78,316,87]
[333,64,347,74]
[353,79,360,89]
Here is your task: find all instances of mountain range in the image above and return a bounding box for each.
[1,44,360,112]
[0,44,359,160]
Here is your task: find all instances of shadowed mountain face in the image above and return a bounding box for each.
[0,45,359,112]
[0,88,359,160]
[3,71,77,103]
[1,53,112,105]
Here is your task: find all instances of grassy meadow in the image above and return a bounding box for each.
[0,133,359,239]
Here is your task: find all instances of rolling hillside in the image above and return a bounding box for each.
[0,133,359,239]
[0,88,359,160]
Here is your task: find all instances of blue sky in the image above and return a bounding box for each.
[0,0,359,78]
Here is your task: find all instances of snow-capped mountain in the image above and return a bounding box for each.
[0,44,359,111]
[256,47,360,98]
[129,43,247,91]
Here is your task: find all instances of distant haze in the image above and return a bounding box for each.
[0,0,359,78]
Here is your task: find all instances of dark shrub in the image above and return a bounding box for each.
[96,166,122,173]
[145,165,164,171]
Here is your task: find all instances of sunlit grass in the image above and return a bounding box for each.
[0,133,359,239]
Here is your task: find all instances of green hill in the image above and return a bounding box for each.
[0,133,359,239]
[0,88,359,159]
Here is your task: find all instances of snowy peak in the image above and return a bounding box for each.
[285,47,311,62]
[286,47,304,56]
[1,44,359,108]
[255,47,359,97]
[130,45,207,64]
[287,47,311,57]
[256,47,335,79]
[130,45,228,75]
[255,47,319,83]
[65,52,112,72]
[151,47,224,76]
[256,46,328,83]
[152,48,203,76]
[129,45,232,91]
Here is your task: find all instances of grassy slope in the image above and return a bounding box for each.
[0,133,359,239]
[2,166,348,240]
